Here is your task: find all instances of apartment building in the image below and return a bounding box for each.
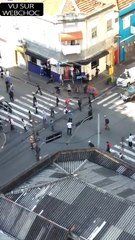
[0,0,118,81]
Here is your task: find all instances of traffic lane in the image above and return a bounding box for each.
[0,140,37,187]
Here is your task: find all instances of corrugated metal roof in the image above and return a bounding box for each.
[4,177,135,239]
[0,197,68,240]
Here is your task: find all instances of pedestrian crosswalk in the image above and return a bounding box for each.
[0,91,77,131]
[111,139,135,163]
[96,92,135,119]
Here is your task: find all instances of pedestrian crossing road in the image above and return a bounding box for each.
[111,139,135,164]
[96,91,135,120]
[0,91,77,131]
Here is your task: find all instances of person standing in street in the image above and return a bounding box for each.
[33,94,37,107]
[68,110,73,122]
[67,121,72,135]
[0,118,3,130]
[56,96,59,107]
[106,141,111,152]
[29,135,35,149]
[9,116,14,130]
[65,97,70,109]
[9,83,14,102]
[28,110,32,123]
[5,76,11,93]
[35,101,38,114]
[21,118,27,132]
[50,106,55,118]
[35,84,42,95]
[42,110,47,128]
[88,96,92,107]
[104,115,110,130]
[78,98,82,111]
[128,133,134,147]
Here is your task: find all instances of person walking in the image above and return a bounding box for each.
[9,117,14,130]
[28,110,32,123]
[5,76,11,93]
[35,84,42,95]
[21,118,27,132]
[42,110,47,128]
[33,94,37,107]
[0,118,3,130]
[128,133,133,147]
[78,98,82,111]
[67,121,72,135]
[65,97,70,109]
[50,106,55,118]
[104,115,110,129]
[35,101,38,114]
[88,96,92,107]
[56,96,59,107]
[9,83,14,101]
[106,141,112,152]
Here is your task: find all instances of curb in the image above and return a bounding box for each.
[11,73,116,100]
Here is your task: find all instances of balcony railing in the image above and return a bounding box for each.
[62,44,81,55]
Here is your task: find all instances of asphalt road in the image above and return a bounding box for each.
[1,74,135,187]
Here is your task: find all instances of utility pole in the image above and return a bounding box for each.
[97,113,100,148]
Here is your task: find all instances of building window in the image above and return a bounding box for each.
[91,60,99,69]
[107,19,112,31]
[91,27,97,39]
[63,40,79,45]
[30,56,37,64]
[123,15,130,29]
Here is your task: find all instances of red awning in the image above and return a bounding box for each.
[60,31,83,42]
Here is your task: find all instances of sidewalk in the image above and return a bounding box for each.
[9,66,115,100]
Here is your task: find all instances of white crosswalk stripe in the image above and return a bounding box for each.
[96,92,135,119]
[111,139,135,163]
[97,93,118,105]
[0,91,77,131]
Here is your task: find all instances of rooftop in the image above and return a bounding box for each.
[116,0,135,10]
[1,149,135,239]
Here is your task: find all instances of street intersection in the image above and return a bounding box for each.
[0,63,135,187]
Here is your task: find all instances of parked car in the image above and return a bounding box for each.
[127,85,135,95]
[116,67,135,87]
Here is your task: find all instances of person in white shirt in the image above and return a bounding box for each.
[9,116,14,130]
[67,121,72,135]
[128,133,134,147]
[42,110,47,128]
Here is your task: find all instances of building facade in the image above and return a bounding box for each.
[117,0,135,63]
[0,0,119,81]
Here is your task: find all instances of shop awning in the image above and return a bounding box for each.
[25,50,48,62]
[76,50,109,65]
[60,31,83,42]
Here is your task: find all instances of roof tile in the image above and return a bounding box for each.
[116,0,135,10]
